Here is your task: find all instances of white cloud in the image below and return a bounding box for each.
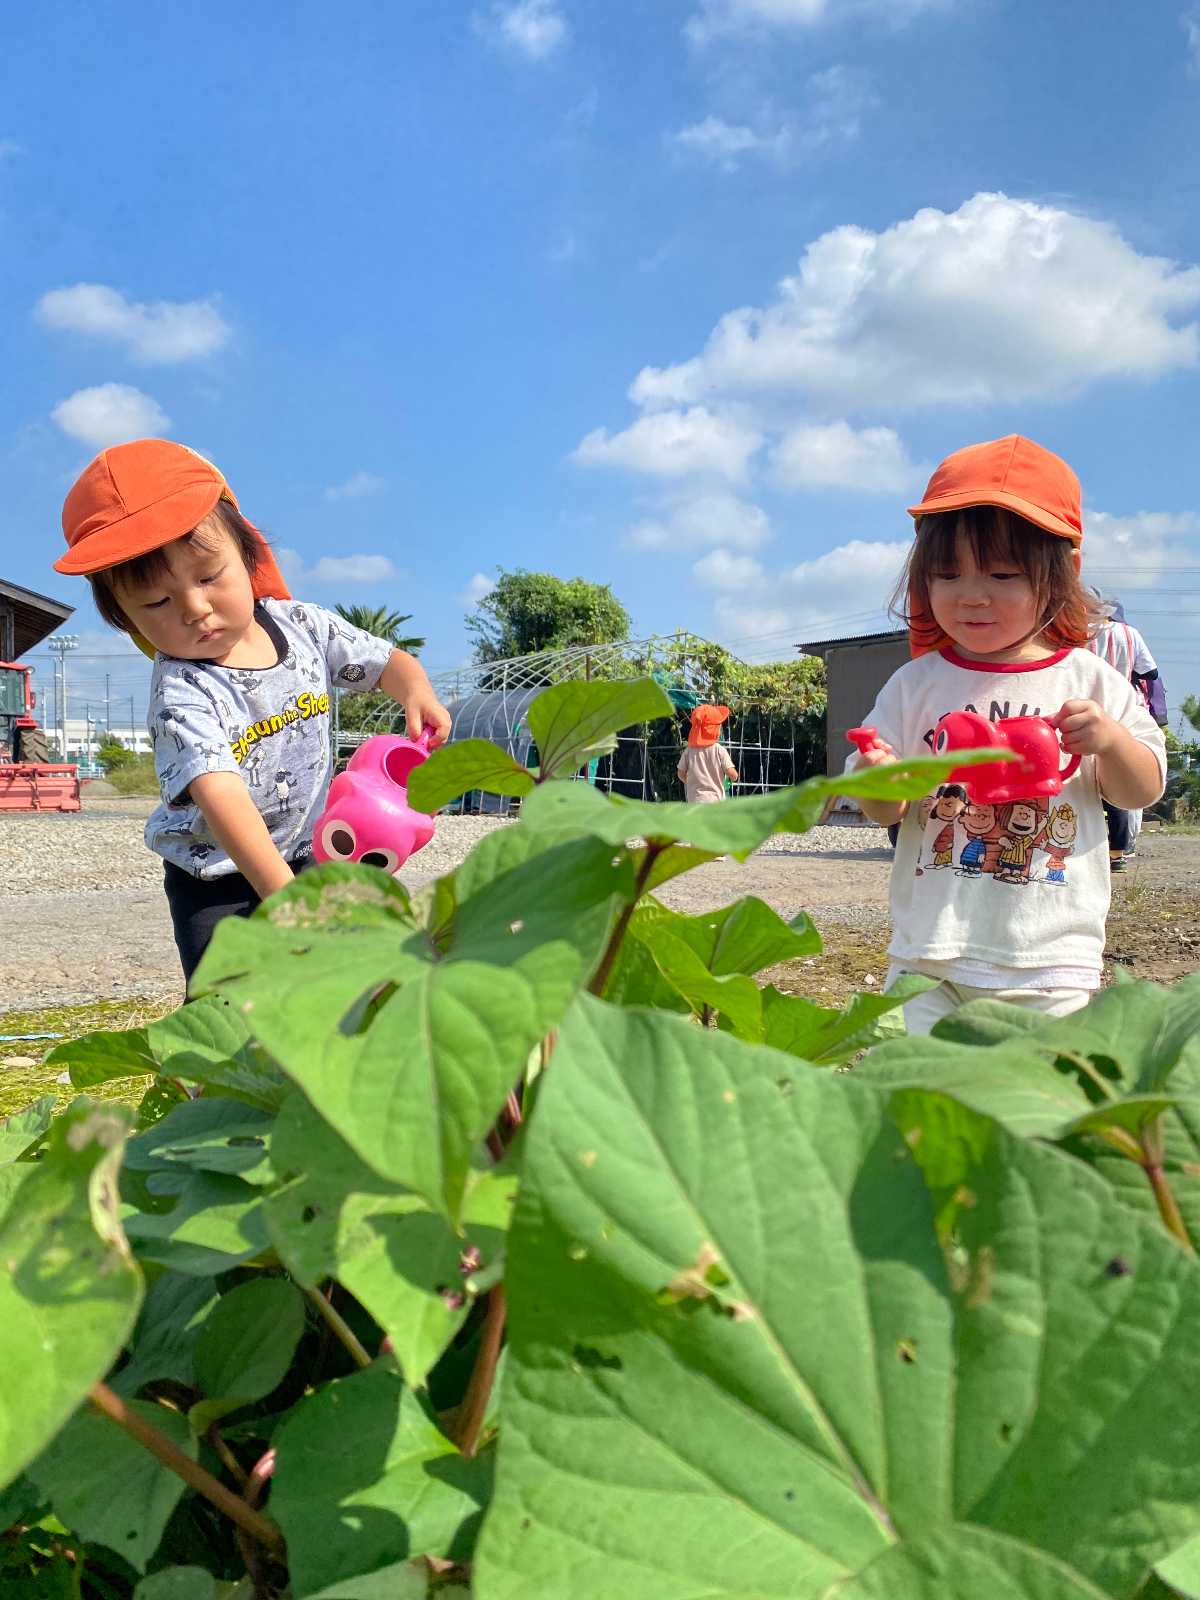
[1083,509,1200,599]
[461,572,497,607]
[696,536,910,645]
[573,407,762,482]
[672,68,873,171]
[686,0,948,44]
[769,420,921,493]
[625,489,770,550]
[630,193,1200,414]
[51,384,169,449]
[277,548,400,587]
[323,471,387,501]
[0,138,24,160]
[474,0,568,60]
[36,283,230,364]
[1184,7,1200,73]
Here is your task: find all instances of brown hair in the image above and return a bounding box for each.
[88,499,262,634]
[892,505,1097,655]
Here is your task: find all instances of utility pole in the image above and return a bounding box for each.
[130,696,136,748]
[105,673,111,734]
[47,634,78,761]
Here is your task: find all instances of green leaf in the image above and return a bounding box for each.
[124,1098,275,1183]
[835,1525,1111,1599]
[650,895,821,976]
[265,1095,513,1386]
[1156,1531,1200,1599]
[0,1102,142,1491]
[189,1277,306,1432]
[112,1272,219,1397]
[517,747,985,858]
[133,1570,217,1600]
[760,975,935,1065]
[122,1171,269,1275]
[303,1565,428,1600]
[525,678,674,781]
[28,1399,196,1572]
[855,1036,1092,1139]
[258,860,417,927]
[408,738,534,814]
[271,1364,492,1599]
[475,997,1200,1600]
[43,1027,158,1089]
[144,999,289,1111]
[0,1097,55,1165]
[643,929,764,1036]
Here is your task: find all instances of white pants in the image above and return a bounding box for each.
[894,975,1093,1037]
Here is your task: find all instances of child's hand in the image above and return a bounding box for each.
[852,733,897,768]
[406,690,452,749]
[1049,700,1121,757]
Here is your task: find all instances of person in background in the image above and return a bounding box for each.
[1087,593,1169,871]
[677,703,738,803]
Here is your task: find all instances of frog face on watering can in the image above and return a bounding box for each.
[312,732,436,876]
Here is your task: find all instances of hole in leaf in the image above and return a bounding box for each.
[228,1136,265,1149]
[1105,1256,1131,1278]
[301,1205,318,1224]
[897,1338,918,1365]
[999,1422,1013,1443]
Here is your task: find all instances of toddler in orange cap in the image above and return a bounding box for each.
[846,435,1165,1034]
[677,704,738,803]
[55,439,450,984]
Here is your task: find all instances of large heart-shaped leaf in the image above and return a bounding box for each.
[474,998,1200,1600]
[272,1364,492,1599]
[0,1102,143,1490]
[189,1277,306,1433]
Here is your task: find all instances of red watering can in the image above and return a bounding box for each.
[930,711,1079,804]
[848,715,1080,805]
[313,727,436,876]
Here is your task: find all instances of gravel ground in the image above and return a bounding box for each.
[1,794,1195,1011]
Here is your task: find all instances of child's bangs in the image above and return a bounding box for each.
[918,507,1023,574]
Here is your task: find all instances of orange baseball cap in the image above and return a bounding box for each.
[688,703,730,748]
[55,438,292,601]
[907,434,1083,545]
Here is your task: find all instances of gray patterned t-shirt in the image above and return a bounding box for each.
[145,599,393,878]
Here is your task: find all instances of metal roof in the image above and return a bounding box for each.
[0,579,75,660]
[796,628,906,657]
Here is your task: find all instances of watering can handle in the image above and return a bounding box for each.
[1059,750,1081,782]
[412,725,435,753]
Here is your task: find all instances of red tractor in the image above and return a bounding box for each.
[0,579,81,812]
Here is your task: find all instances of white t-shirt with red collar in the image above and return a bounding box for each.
[850,645,1167,990]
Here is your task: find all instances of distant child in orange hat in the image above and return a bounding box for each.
[55,438,450,984]
[846,435,1165,1034]
[677,704,738,803]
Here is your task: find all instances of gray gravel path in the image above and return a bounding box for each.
[1,793,1193,1012]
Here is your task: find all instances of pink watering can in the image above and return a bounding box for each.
[930,711,1080,804]
[313,728,436,876]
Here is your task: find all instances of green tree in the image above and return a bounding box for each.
[1181,694,1200,738]
[95,735,136,774]
[466,570,631,664]
[334,605,425,655]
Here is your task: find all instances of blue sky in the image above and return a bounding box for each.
[3,0,1199,734]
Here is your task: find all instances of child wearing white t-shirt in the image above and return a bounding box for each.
[849,436,1166,1035]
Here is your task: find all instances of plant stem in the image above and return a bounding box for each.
[1139,1124,1195,1255]
[89,1382,285,1558]
[306,1284,373,1369]
[207,1423,248,1488]
[588,843,663,999]
[1059,1049,1118,1102]
[453,1285,507,1459]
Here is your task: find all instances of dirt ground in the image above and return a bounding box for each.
[2,794,1196,1014]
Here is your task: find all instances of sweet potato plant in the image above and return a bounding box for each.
[3,677,1200,1599]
